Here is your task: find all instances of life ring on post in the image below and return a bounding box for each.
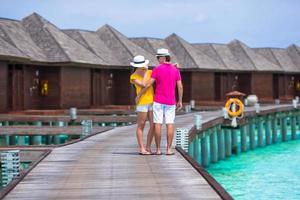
[225,98,244,117]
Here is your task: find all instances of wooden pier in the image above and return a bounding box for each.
[2,113,221,200]
[2,104,299,199]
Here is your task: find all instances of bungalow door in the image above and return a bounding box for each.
[9,65,24,111]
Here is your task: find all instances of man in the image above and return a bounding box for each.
[142,48,183,155]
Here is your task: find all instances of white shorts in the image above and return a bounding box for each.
[153,102,176,124]
[136,104,153,113]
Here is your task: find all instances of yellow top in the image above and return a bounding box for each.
[130,70,154,105]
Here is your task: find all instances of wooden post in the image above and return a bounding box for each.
[297,112,300,131]
[194,134,201,164]
[0,136,8,146]
[201,132,208,167]
[9,136,16,145]
[281,116,287,142]
[265,116,271,145]
[54,121,64,145]
[291,115,297,140]
[257,118,264,147]
[241,125,247,152]
[210,128,218,163]
[272,116,278,143]
[231,129,238,154]
[188,140,194,158]
[33,121,42,145]
[17,136,26,146]
[224,129,231,157]
[45,136,52,145]
[249,120,255,150]
[217,126,225,160]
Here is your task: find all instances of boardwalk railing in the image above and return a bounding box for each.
[186,108,300,168]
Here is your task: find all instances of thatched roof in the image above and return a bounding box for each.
[0,18,48,62]
[193,43,226,68]
[63,29,123,66]
[96,24,158,66]
[254,47,298,72]
[0,36,29,60]
[237,40,282,72]
[0,12,299,73]
[165,34,226,70]
[130,37,180,66]
[207,44,244,71]
[286,45,300,70]
[21,13,106,65]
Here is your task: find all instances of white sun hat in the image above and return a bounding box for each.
[156,48,170,57]
[130,55,149,68]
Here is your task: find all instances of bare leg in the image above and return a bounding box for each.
[136,112,148,153]
[146,111,154,153]
[166,124,175,154]
[155,123,162,154]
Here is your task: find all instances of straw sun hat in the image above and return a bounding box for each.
[130,55,149,68]
[156,48,170,57]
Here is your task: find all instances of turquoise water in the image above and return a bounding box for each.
[207,140,300,200]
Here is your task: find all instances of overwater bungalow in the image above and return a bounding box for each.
[0,12,300,113]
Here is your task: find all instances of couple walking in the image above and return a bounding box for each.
[130,48,183,155]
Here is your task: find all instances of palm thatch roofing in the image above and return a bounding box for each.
[0,12,299,73]
[63,29,123,66]
[0,36,29,60]
[96,24,158,66]
[130,37,180,66]
[21,13,105,65]
[165,34,226,70]
[253,47,299,72]
[0,18,48,62]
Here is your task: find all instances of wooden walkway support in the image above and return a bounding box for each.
[188,105,300,168]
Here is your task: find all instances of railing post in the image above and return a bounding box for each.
[33,121,42,145]
[1,150,20,186]
[82,120,93,136]
[175,128,189,152]
[54,121,64,145]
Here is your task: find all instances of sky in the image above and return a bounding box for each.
[0,0,299,48]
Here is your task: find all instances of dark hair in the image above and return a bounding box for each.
[157,56,171,62]
[166,56,171,62]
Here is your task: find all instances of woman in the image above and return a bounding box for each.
[130,55,154,155]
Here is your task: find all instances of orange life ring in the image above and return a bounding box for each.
[225,98,244,117]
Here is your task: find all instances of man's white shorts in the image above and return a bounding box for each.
[136,104,153,113]
[153,102,176,124]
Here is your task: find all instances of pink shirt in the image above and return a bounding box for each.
[151,63,181,105]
